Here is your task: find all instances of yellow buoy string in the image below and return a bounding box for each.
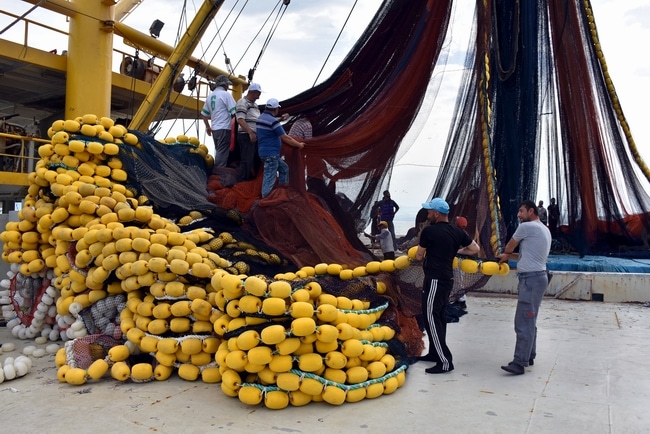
[582,0,650,181]
[479,51,502,255]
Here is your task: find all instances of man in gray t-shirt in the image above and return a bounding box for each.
[497,200,551,375]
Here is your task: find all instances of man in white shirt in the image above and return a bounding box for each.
[200,75,236,168]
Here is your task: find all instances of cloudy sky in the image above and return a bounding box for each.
[2,0,649,219]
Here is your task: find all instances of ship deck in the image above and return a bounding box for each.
[2,295,648,434]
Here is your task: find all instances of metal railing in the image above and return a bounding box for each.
[0,132,46,176]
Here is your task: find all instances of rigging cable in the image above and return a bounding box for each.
[157,0,245,139]
[0,0,46,35]
[239,0,290,82]
[163,0,244,138]
[313,0,359,87]
[200,0,246,76]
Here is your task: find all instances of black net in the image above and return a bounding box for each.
[428,0,650,257]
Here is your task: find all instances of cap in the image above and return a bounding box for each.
[266,98,281,109]
[456,216,468,229]
[214,74,232,88]
[248,83,262,92]
[379,221,389,228]
[422,197,450,214]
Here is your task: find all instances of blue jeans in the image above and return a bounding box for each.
[513,271,548,366]
[261,155,288,198]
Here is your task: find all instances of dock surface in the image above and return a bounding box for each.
[1,295,648,434]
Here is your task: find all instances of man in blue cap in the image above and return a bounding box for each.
[415,197,479,373]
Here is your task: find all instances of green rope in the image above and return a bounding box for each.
[239,363,408,393]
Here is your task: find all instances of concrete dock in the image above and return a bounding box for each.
[1,295,649,434]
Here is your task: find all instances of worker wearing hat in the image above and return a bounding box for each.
[415,198,479,374]
[235,82,263,181]
[364,220,395,260]
[200,74,237,168]
[256,98,305,198]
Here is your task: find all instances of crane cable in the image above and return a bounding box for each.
[313,0,359,87]
[242,0,291,82]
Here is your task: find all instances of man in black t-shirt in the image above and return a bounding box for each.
[415,198,479,374]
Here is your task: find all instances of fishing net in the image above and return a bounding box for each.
[206,0,650,262]
[117,130,216,219]
[8,273,50,327]
[207,0,453,267]
[428,0,650,257]
[78,294,126,339]
[62,334,121,369]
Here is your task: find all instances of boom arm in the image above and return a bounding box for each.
[128,0,227,131]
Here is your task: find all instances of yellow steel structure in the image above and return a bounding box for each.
[65,0,115,120]
[113,22,246,95]
[21,0,245,129]
[2,0,247,192]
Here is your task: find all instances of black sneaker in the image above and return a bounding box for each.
[529,359,534,366]
[501,362,525,375]
[418,354,437,362]
[425,364,454,374]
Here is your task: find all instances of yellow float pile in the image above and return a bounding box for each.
[209,271,406,409]
[0,114,218,342]
[1,115,511,409]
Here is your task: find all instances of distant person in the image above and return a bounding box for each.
[257,98,305,198]
[235,82,262,181]
[364,221,395,260]
[415,198,479,374]
[537,200,548,225]
[497,200,551,375]
[547,198,560,235]
[369,205,382,247]
[455,216,468,231]
[200,74,236,168]
[288,113,313,140]
[379,190,400,248]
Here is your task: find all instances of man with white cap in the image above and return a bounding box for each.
[200,74,237,168]
[235,82,263,181]
[415,197,479,373]
[256,98,305,198]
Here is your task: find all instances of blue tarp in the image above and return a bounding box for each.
[508,255,650,273]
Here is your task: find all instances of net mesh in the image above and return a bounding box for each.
[9,274,50,327]
[204,0,650,262]
[64,334,121,369]
[428,0,650,257]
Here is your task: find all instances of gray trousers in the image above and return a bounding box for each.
[513,271,548,366]
[211,129,231,168]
